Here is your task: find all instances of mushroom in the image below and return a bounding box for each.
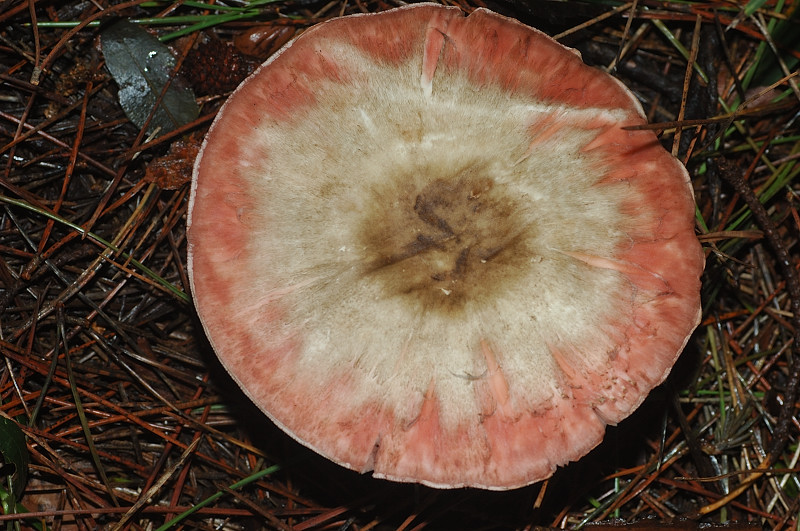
[188,3,704,490]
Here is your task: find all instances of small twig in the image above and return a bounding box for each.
[752,12,800,104]
[605,0,638,74]
[0,109,116,176]
[112,438,201,530]
[673,14,702,157]
[27,0,40,71]
[552,2,633,40]
[22,78,93,281]
[58,303,121,507]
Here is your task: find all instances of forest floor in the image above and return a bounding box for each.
[1,0,799,529]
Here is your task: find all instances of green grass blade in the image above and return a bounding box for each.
[0,195,189,302]
[155,465,280,530]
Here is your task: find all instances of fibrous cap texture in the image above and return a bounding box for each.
[188,3,704,490]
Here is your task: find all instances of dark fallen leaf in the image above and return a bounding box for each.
[0,413,29,499]
[101,20,199,136]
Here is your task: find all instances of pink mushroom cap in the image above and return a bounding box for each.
[188,3,704,490]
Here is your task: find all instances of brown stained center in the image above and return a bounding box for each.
[358,171,535,314]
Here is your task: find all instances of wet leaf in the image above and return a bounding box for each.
[101,20,199,136]
[0,413,29,500]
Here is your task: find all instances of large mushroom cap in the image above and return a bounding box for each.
[188,3,704,490]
